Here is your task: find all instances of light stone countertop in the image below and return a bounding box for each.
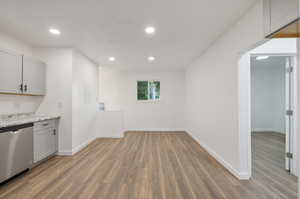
[0,113,60,128]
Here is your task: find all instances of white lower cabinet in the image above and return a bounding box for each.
[34,120,58,163]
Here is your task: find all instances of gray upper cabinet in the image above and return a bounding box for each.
[0,49,46,96]
[264,0,299,37]
[23,56,46,96]
[0,50,22,94]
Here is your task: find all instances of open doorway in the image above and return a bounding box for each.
[238,38,298,198]
[251,55,296,174]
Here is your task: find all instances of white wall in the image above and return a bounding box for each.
[251,56,286,133]
[185,1,264,177]
[34,48,73,153]
[35,49,99,154]
[120,71,185,131]
[98,67,122,111]
[72,50,98,151]
[93,111,124,138]
[0,33,32,55]
[0,31,100,154]
[0,32,43,115]
[97,69,186,132]
[251,38,297,54]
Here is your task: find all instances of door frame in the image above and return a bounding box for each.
[238,52,298,178]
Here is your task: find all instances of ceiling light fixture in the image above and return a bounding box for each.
[108,57,116,62]
[148,56,155,61]
[145,26,156,35]
[256,56,269,60]
[49,28,61,35]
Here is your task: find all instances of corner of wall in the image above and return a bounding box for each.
[187,130,249,180]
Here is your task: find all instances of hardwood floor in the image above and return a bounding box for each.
[0,131,297,199]
[252,132,297,199]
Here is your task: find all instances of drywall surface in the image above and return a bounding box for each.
[185,1,264,176]
[0,33,32,55]
[0,32,43,115]
[120,71,185,131]
[98,67,122,111]
[72,50,98,151]
[99,69,186,131]
[251,38,297,54]
[93,111,124,138]
[34,48,73,154]
[251,56,286,133]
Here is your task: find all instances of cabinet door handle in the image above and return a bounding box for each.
[42,123,49,126]
[53,129,56,135]
[20,84,23,92]
[24,84,28,92]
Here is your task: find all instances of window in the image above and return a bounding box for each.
[137,80,160,101]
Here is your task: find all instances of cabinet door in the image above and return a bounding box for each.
[0,50,22,93]
[23,56,46,95]
[34,128,56,163]
[270,0,298,33]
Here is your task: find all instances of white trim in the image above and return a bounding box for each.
[189,132,249,180]
[251,128,285,134]
[58,137,96,156]
[57,150,73,156]
[251,53,297,57]
[96,136,123,138]
[291,56,298,176]
[238,51,298,179]
[72,137,96,155]
[239,172,251,180]
[124,128,186,132]
[238,53,252,178]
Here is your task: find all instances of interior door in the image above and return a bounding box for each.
[285,56,295,174]
[22,56,46,95]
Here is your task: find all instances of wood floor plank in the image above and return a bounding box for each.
[0,132,297,199]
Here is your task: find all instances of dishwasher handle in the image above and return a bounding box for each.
[0,123,34,133]
[9,130,25,135]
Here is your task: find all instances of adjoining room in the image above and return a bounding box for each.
[251,55,297,197]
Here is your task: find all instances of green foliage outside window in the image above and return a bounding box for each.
[137,81,148,100]
[137,80,160,100]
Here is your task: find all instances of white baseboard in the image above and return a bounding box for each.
[72,137,96,155]
[58,137,96,156]
[124,128,186,132]
[239,172,251,180]
[97,136,123,138]
[57,150,73,156]
[252,128,285,134]
[188,132,250,180]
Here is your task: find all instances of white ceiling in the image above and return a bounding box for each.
[0,0,256,71]
[251,56,287,68]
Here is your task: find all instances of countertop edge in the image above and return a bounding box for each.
[0,116,61,128]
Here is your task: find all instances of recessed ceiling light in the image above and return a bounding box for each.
[148,56,155,61]
[108,57,116,62]
[49,28,61,35]
[145,26,156,34]
[256,56,269,60]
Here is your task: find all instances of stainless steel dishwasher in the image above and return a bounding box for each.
[0,123,33,183]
